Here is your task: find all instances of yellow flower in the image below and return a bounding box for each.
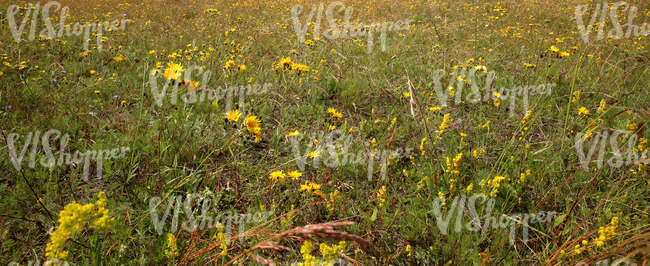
[288,171,302,180]
[165,233,179,259]
[269,170,286,181]
[522,110,533,125]
[223,60,235,70]
[329,125,336,131]
[287,130,300,137]
[406,245,412,257]
[244,115,261,135]
[225,110,241,122]
[436,113,452,136]
[90,70,95,74]
[494,99,501,107]
[46,192,114,261]
[376,186,388,207]
[558,52,570,58]
[598,99,607,115]
[97,78,103,82]
[453,153,463,168]
[429,106,441,112]
[572,91,581,103]
[308,151,319,158]
[114,55,126,61]
[549,45,559,52]
[420,137,427,155]
[300,181,321,192]
[279,57,293,69]
[239,64,246,71]
[578,107,590,115]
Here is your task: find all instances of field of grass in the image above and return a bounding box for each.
[1,0,650,265]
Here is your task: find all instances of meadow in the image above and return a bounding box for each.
[1,0,650,265]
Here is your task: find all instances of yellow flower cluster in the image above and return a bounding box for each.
[417,176,428,190]
[574,216,619,255]
[320,241,346,262]
[164,233,179,259]
[597,99,607,115]
[481,176,506,198]
[327,190,340,213]
[519,169,531,184]
[626,120,638,135]
[296,240,346,266]
[244,115,262,142]
[435,114,453,139]
[472,148,486,159]
[46,192,114,261]
[405,244,412,257]
[521,110,533,125]
[300,181,325,197]
[214,222,228,256]
[269,170,302,181]
[328,108,343,119]
[376,186,387,207]
[274,57,311,75]
[298,241,316,266]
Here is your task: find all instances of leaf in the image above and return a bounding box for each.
[370,207,378,222]
[554,213,567,227]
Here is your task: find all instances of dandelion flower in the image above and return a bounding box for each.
[226,110,241,122]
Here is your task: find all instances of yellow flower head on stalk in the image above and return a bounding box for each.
[572,91,581,103]
[377,186,388,207]
[406,244,412,257]
[269,170,286,181]
[429,106,441,112]
[453,153,463,168]
[436,114,453,138]
[46,192,114,261]
[627,120,638,135]
[287,130,300,137]
[245,115,261,135]
[300,181,321,192]
[300,241,316,265]
[522,110,533,125]
[225,110,241,122]
[162,62,184,80]
[320,241,346,261]
[223,60,235,70]
[164,233,179,259]
[288,170,302,180]
[279,57,293,69]
[420,137,427,155]
[578,107,590,116]
[327,190,340,213]
[598,99,607,115]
